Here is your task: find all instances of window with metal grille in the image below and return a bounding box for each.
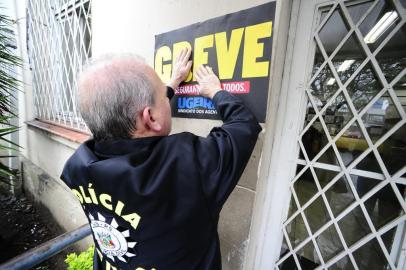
[277,0,406,269]
[27,0,92,132]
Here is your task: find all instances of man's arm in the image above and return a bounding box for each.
[195,65,262,215]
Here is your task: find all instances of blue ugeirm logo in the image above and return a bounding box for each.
[177,97,215,109]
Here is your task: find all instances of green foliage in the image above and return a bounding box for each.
[65,245,94,270]
[0,9,22,185]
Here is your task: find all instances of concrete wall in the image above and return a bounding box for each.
[21,129,88,230]
[21,155,92,250]
[11,0,277,268]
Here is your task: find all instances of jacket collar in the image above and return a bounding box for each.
[87,136,164,158]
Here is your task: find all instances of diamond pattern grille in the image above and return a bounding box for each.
[278,0,406,269]
[27,0,92,132]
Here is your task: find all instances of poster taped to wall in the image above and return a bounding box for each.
[154,2,276,122]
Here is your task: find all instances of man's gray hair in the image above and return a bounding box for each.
[77,54,156,141]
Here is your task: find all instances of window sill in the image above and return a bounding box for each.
[26,119,90,145]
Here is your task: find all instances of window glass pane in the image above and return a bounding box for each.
[353,238,390,269]
[296,241,321,269]
[293,168,319,206]
[345,0,374,25]
[364,184,405,229]
[316,225,344,261]
[338,206,371,246]
[332,34,365,85]
[359,0,401,52]
[310,64,340,111]
[319,7,350,56]
[304,196,330,233]
[361,92,401,143]
[286,213,308,249]
[279,255,299,270]
[326,176,355,217]
[380,124,406,175]
[376,23,406,84]
[328,255,355,270]
[335,122,366,167]
[346,62,383,112]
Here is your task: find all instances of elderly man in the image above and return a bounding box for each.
[61,48,261,270]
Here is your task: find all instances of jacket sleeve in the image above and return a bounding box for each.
[195,91,262,215]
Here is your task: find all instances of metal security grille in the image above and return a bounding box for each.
[277,0,406,269]
[27,0,92,132]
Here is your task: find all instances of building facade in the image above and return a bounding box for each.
[6,0,406,269]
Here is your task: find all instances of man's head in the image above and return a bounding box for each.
[78,55,172,141]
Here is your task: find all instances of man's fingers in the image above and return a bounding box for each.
[175,48,184,63]
[185,61,192,72]
[183,48,191,65]
[198,65,209,76]
[176,48,192,66]
[177,49,185,63]
[195,67,204,80]
[195,70,202,81]
[205,66,214,74]
[196,83,203,92]
[182,48,189,61]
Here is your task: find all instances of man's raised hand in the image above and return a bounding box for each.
[167,48,192,89]
[195,65,222,99]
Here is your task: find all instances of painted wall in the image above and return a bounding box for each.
[11,0,277,269]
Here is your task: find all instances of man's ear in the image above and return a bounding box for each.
[142,106,162,132]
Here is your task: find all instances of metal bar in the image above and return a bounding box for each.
[0,224,91,270]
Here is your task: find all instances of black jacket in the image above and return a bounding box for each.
[61,90,261,270]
